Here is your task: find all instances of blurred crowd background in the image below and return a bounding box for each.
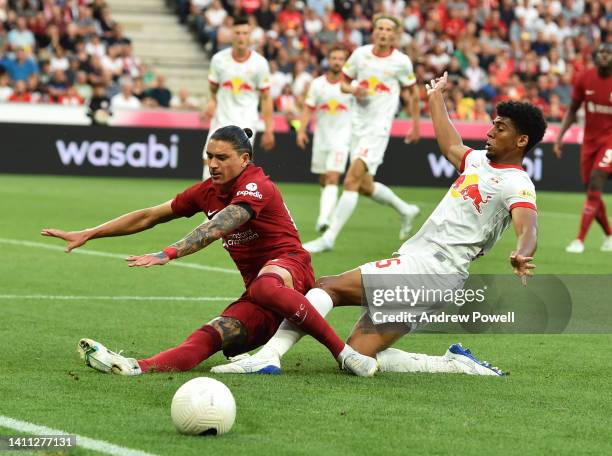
[1,0,610,123]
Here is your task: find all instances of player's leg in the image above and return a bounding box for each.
[77,315,243,375]
[246,264,377,376]
[303,159,367,253]
[316,172,341,232]
[568,150,611,252]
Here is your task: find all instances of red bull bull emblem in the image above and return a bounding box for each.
[319,99,348,115]
[451,174,492,214]
[358,76,391,95]
[221,77,253,94]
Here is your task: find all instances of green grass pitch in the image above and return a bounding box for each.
[1,174,611,455]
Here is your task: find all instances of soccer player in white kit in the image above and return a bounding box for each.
[212,72,546,377]
[202,16,274,179]
[296,44,353,232]
[303,15,422,253]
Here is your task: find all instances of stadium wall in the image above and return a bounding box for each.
[1,122,583,191]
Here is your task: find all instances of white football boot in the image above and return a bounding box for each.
[210,353,282,375]
[565,239,585,253]
[303,236,334,254]
[78,338,142,376]
[444,343,507,376]
[337,345,378,377]
[399,205,420,240]
[601,235,612,252]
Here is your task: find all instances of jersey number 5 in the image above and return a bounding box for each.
[375,258,401,268]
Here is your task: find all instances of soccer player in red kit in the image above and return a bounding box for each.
[554,42,612,253]
[41,126,377,377]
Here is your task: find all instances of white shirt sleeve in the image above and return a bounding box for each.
[397,54,416,87]
[257,56,271,91]
[208,54,220,85]
[304,78,318,109]
[502,175,537,212]
[342,47,361,80]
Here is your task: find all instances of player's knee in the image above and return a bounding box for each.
[325,174,340,186]
[249,273,283,305]
[587,170,607,191]
[314,275,343,303]
[343,175,361,191]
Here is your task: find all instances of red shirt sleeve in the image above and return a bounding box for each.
[171,182,204,217]
[571,71,585,105]
[459,148,474,173]
[230,176,274,218]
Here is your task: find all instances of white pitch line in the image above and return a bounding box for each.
[0,415,158,456]
[0,294,235,302]
[0,238,238,275]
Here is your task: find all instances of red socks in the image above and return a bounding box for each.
[578,190,603,241]
[595,200,612,236]
[249,273,345,358]
[138,325,222,373]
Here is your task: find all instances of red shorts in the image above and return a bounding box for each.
[581,143,612,184]
[220,252,315,357]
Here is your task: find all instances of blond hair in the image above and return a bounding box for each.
[372,14,401,31]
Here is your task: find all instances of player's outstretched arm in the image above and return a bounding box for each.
[426,72,469,170]
[260,90,275,150]
[296,105,314,149]
[509,207,538,286]
[41,201,178,253]
[401,84,421,144]
[126,204,252,267]
[552,99,580,159]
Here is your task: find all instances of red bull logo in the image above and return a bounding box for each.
[221,77,253,94]
[318,98,349,115]
[451,174,492,214]
[358,76,391,95]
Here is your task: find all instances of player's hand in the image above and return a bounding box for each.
[510,251,536,287]
[552,141,563,159]
[296,130,309,149]
[261,130,275,150]
[41,228,90,252]
[425,71,448,97]
[201,99,216,121]
[353,86,368,100]
[404,127,420,144]
[125,252,170,268]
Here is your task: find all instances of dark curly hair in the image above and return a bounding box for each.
[210,125,254,159]
[496,101,547,155]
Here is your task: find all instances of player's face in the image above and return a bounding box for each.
[372,19,397,48]
[485,117,528,159]
[328,50,347,74]
[595,43,612,70]
[206,139,250,185]
[232,24,252,52]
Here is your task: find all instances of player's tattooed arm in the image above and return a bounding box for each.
[125,204,252,267]
[170,204,252,258]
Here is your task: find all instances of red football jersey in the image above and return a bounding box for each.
[572,67,612,147]
[171,165,309,284]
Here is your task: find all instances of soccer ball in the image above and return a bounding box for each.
[171,377,236,436]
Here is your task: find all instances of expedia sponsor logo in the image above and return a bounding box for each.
[56,134,179,169]
[236,183,262,199]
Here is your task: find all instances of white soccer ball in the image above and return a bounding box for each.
[171,377,236,436]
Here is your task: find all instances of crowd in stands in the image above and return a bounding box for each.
[0,0,196,114]
[172,0,610,123]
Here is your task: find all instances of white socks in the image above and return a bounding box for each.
[253,288,334,360]
[317,184,338,229]
[370,182,413,215]
[376,348,460,373]
[323,190,359,244]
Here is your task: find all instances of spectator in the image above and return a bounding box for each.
[49,46,69,72]
[291,59,312,108]
[275,83,299,129]
[132,77,146,101]
[170,88,200,110]
[427,42,451,75]
[8,16,35,53]
[307,0,333,18]
[26,72,43,102]
[473,97,491,122]
[0,72,13,102]
[269,59,292,100]
[304,8,323,36]
[198,0,227,52]
[62,85,84,105]
[8,79,32,102]
[540,47,566,76]
[2,47,39,82]
[215,15,234,52]
[278,0,303,33]
[88,83,111,125]
[464,54,487,93]
[47,69,69,103]
[546,93,566,122]
[145,74,172,108]
[111,78,141,110]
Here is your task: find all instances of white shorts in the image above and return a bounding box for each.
[202,120,257,159]
[349,134,390,176]
[311,145,350,174]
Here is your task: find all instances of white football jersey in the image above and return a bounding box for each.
[305,75,353,152]
[399,149,537,274]
[342,44,416,137]
[208,48,271,129]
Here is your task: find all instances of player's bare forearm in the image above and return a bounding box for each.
[260,90,274,132]
[169,204,252,258]
[340,80,354,95]
[512,208,538,257]
[89,202,177,240]
[297,107,313,135]
[555,100,580,143]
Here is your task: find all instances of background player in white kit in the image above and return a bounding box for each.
[297,44,352,232]
[303,15,422,253]
[202,16,275,179]
[213,72,546,377]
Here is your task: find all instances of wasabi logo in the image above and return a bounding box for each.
[55,134,179,168]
